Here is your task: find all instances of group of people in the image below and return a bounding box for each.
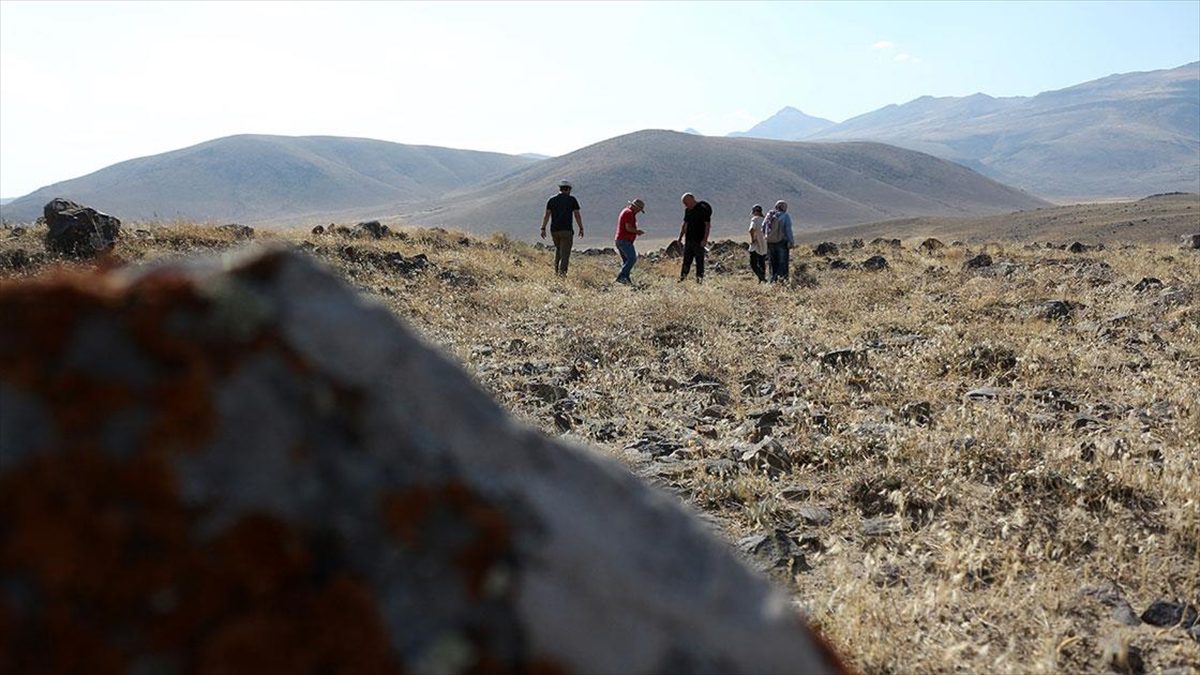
[540,180,795,285]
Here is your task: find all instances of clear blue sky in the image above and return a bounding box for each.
[1,0,1197,197]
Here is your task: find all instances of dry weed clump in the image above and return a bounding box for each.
[1,222,1197,673]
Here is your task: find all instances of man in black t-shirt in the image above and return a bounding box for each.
[676,192,712,282]
[540,180,584,276]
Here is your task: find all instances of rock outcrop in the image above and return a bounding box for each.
[0,249,842,675]
[41,197,121,257]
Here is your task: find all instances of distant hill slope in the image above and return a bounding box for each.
[802,62,1200,200]
[793,192,1200,245]
[0,135,537,224]
[728,107,837,141]
[397,130,1049,240]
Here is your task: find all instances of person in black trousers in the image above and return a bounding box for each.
[676,192,712,283]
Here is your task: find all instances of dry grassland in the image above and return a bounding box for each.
[2,221,1198,673]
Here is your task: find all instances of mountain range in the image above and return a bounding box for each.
[0,136,537,224]
[729,62,1199,199]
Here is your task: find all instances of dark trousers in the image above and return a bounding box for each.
[768,241,790,282]
[551,230,573,275]
[749,251,767,282]
[681,240,705,279]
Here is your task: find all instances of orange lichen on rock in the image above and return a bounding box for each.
[381,482,514,599]
[0,263,402,675]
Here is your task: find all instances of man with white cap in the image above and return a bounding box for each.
[764,199,795,282]
[541,180,584,276]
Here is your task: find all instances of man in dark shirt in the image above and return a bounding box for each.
[676,192,712,282]
[541,180,584,276]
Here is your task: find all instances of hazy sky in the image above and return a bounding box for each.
[1,0,1198,197]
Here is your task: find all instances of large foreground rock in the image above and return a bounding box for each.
[0,250,841,674]
[42,197,121,256]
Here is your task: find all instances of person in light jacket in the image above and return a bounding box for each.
[748,204,767,282]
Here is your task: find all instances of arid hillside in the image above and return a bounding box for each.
[401,130,1049,239]
[2,222,1198,673]
[795,192,1200,245]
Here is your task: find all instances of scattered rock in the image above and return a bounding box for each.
[42,197,121,257]
[738,437,792,477]
[216,223,255,239]
[737,529,812,573]
[1182,233,1200,250]
[134,228,153,239]
[862,255,888,271]
[819,349,868,369]
[963,253,993,270]
[1068,241,1091,254]
[1132,277,1162,292]
[871,237,902,248]
[355,220,389,238]
[829,258,852,270]
[778,486,813,502]
[0,249,841,674]
[311,225,326,235]
[705,458,737,477]
[899,401,933,426]
[8,226,26,238]
[794,505,833,527]
[1040,299,1077,320]
[850,238,864,249]
[625,432,683,459]
[1140,600,1198,628]
[663,240,683,258]
[524,382,568,403]
[813,242,839,257]
[918,238,945,253]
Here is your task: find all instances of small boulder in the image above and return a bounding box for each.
[216,223,255,240]
[1068,241,1091,254]
[355,220,389,238]
[819,349,867,369]
[664,240,684,258]
[862,255,888,271]
[1039,300,1077,320]
[1183,233,1200,249]
[1132,277,1162,292]
[42,197,121,257]
[311,225,326,235]
[918,238,945,253]
[963,253,993,270]
[1140,600,1198,628]
[850,238,864,249]
[871,237,902,248]
[738,437,792,477]
[829,258,852,270]
[813,242,839,257]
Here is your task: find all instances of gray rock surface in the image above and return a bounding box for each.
[0,249,841,674]
[42,197,121,256]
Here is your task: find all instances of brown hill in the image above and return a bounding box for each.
[0,135,538,225]
[794,192,1200,245]
[393,130,1048,240]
